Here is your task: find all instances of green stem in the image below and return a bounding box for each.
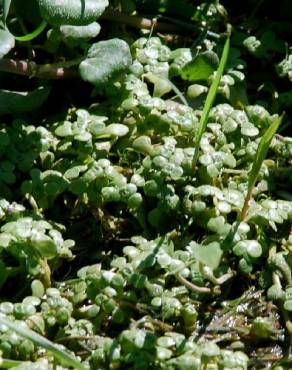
[13,20,47,42]
[0,358,24,369]
[176,274,217,294]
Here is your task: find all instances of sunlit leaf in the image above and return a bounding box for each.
[181,51,219,82]
[79,38,132,87]
[0,28,14,58]
[0,315,86,370]
[37,0,109,26]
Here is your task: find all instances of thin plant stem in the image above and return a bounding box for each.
[240,187,253,221]
[0,358,23,369]
[13,20,47,42]
[176,274,212,294]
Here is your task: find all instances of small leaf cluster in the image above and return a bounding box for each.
[0,1,291,368]
[0,200,74,289]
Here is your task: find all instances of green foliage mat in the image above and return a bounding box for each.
[0,0,292,369]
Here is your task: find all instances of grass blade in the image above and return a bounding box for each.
[165,77,189,106]
[0,358,24,369]
[0,315,86,370]
[192,37,230,171]
[240,113,284,220]
[13,20,47,42]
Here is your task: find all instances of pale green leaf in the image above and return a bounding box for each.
[0,28,14,58]
[60,22,101,40]
[79,38,132,87]
[0,315,86,370]
[38,0,108,26]
[194,242,223,269]
[181,51,219,82]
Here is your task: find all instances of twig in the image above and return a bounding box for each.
[176,274,220,294]
[101,8,182,33]
[0,58,79,79]
[240,187,253,221]
[101,8,221,39]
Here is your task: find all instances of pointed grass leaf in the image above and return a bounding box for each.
[241,113,284,220]
[0,315,86,370]
[192,37,230,171]
[13,20,47,42]
[181,51,219,82]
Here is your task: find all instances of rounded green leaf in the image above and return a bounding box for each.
[38,0,108,26]
[181,51,219,82]
[31,279,45,298]
[0,29,15,58]
[201,342,220,358]
[187,84,208,99]
[60,22,101,40]
[55,121,72,136]
[245,240,262,258]
[284,300,292,312]
[267,284,285,301]
[239,258,253,273]
[79,38,132,87]
[102,186,120,202]
[31,233,58,259]
[103,124,129,137]
[194,242,223,269]
[132,136,153,155]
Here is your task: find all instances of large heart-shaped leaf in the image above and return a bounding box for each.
[181,51,219,82]
[0,29,15,58]
[38,0,108,26]
[0,86,50,115]
[79,38,132,87]
[193,242,223,269]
